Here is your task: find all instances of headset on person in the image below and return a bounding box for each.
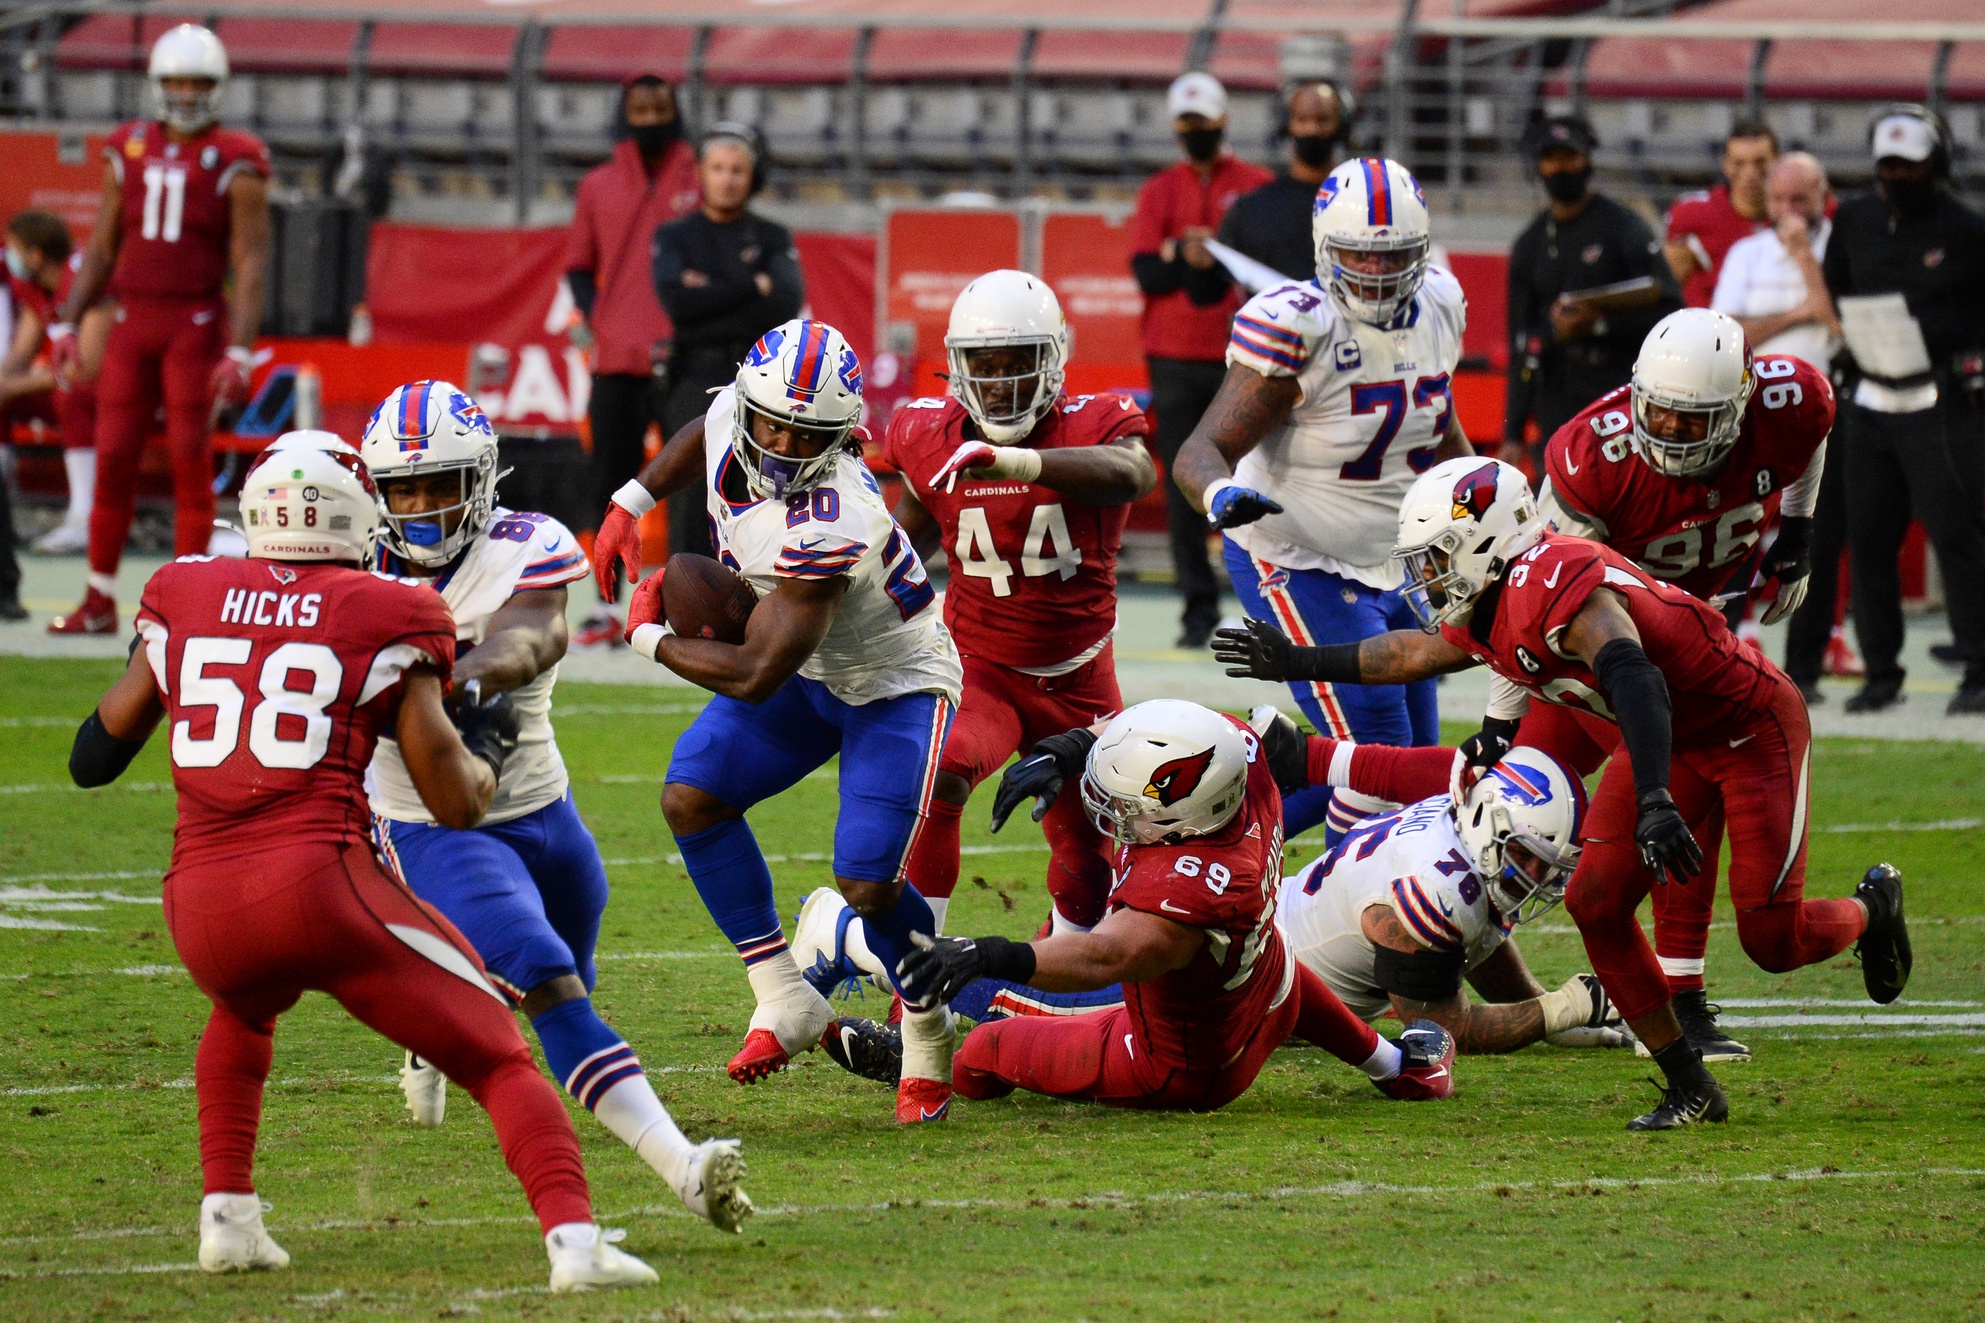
[1867,102,1953,181]
[701,120,769,196]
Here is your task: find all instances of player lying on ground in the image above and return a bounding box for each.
[1508,306,1837,1063]
[884,269,1156,942]
[593,318,969,1123]
[357,385,749,1231]
[69,438,654,1290]
[803,716,1623,1070]
[1214,457,1911,1130]
[893,700,1457,1112]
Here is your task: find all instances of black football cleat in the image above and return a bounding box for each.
[1673,989,1751,1063]
[821,1016,902,1085]
[1854,863,1911,1005]
[1626,1075,1729,1131]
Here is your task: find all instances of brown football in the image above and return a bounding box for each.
[663,552,757,644]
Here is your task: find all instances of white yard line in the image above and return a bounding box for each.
[1819,817,1982,834]
[600,841,1048,869]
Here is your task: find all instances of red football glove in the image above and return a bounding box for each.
[46,323,78,383]
[930,440,1000,494]
[595,500,645,603]
[623,566,667,655]
[209,347,254,407]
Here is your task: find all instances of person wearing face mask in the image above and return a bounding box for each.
[565,74,701,647]
[1664,121,1777,309]
[1215,82,1356,283]
[1128,72,1273,649]
[1502,115,1680,473]
[1822,107,1985,715]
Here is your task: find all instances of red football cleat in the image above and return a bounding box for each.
[728,1028,792,1084]
[1377,1019,1456,1101]
[896,1076,952,1124]
[1824,627,1865,678]
[571,611,625,649]
[47,587,116,635]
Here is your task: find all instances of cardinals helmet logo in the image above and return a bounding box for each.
[1450,462,1502,522]
[1144,748,1214,807]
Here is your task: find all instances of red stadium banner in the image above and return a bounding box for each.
[880,207,1023,400]
[1039,210,1148,398]
[0,129,109,247]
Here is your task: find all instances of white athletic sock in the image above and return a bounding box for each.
[745,950,828,1052]
[900,1003,956,1084]
[1049,905,1094,937]
[63,448,95,525]
[925,895,949,936]
[87,571,116,596]
[1359,1037,1404,1082]
[839,914,891,982]
[592,1074,695,1190]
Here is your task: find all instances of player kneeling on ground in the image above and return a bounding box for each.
[895,700,1456,1112]
[70,436,654,1291]
[359,383,749,1233]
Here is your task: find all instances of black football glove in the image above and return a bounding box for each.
[1634,788,1703,885]
[452,679,521,779]
[1206,483,1285,531]
[1247,705,1311,795]
[895,932,1036,1006]
[1758,515,1813,626]
[1458,715,1520,778]
[1213,617,1297,682]
[989,728,1099,833]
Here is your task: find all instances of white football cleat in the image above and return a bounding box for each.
[198,1193,291,1273]
[400,1051,446,1127]
[31,519,89,556]
[545,1223,659,1292]
[675,1138,753,1233]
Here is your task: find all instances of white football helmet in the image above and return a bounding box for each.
[1081,700,1253,846]
[1394,457,1544,631]
[1455,746,1586,926]
[360,380,501,568]
[1630,308,1755,477]
[239,438,381,564]
[148,24,229,135]
[1312,157,1431,326]
[944,270,1069,444]
[732,319,865,500]
[263,428,357,456]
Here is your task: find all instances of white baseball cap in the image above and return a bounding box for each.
[1167,72,1227,121]
[1872,113,1936,163]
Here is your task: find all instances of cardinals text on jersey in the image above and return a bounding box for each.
[704,387,961,707]
[368,509,591,826]
[1223,267,1467,586]
[1277,795,1509,1020]
[884,392,1145,670]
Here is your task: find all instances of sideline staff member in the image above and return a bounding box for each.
[652,124,803,557]
[1216,81,1355,283]
[1503,115,1679,469]
[1664,121,1776,308]
[1823,106,1985,715]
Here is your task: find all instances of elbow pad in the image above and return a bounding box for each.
[1591,636,1672,796]
[1372,942,1465,1003]
[70,710,145,788]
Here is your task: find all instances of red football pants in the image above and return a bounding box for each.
[1560,678,1864,1021]
[953,961,1378,1112]
[163,841,592,1233]
[909,645,1121,926]
[58,378,97,452]
[90,295,224,575]
[1517,701,1722,991]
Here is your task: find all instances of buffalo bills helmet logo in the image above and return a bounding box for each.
[744,327,786,368]
[1450,462,1502,522]
[447,390,492,436]
[1312,177,1341,214]
[1144,748,1214,807]
[837,345,863,396]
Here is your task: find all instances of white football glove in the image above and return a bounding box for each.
[1540,973,1632,1048]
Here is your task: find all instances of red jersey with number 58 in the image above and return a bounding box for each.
[1439,533,1784,743]
[1542,355,1832,604]
[1107,734,1294,1071]
[884,392,1146,670]
[134,556,456,871]
[104,119,269,301]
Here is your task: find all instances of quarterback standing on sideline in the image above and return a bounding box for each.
[359,382,751,1232]
[1172,156,1473,843]
[49,24,270,635]
[594,318,968,1123]
[68,437,654,1290]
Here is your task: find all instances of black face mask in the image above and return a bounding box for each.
[1180,127,1225,163]
[1292,133,1337,168]
[1541,167,1591,204]
[628,119,680,158]
[1880,173,1940,221]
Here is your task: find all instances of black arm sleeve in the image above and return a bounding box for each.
[1592,636,1672,797]
[566,269,597,318]
[1131,252,1188,298]
[1373,942,1465,1002]
[70,710,145,788]
[1287,641,1365,684]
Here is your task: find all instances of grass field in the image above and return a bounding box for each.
[2,655,1983,1321]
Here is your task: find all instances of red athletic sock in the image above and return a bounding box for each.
[464,1056,593,1234]
[1307,736,1456,805]
[1290,963,1381,1067]
[195,1003,275,1196]
[906,793,963,902]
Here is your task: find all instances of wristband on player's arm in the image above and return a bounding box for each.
[1591,637,1672,796]
[1373,942,1465,1002]
[70,710,145,788]
[972,934,1038,985]
[611,478,657,517]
